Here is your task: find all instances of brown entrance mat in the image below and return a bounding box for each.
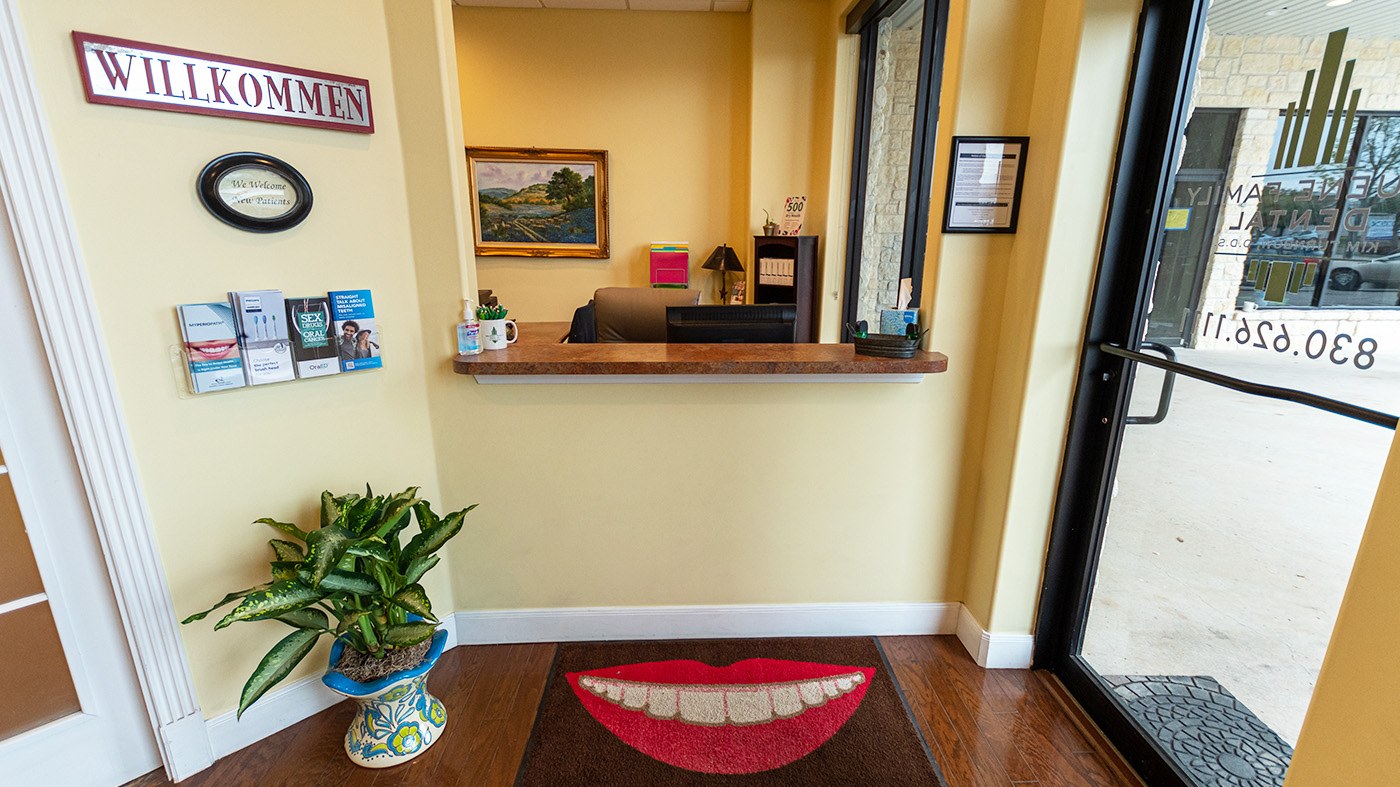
[515,637,946,785]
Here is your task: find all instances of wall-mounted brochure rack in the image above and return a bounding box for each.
[174,289,382,397]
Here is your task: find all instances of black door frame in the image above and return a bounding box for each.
[1032,0,1212,784]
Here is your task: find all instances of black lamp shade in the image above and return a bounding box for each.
[702,244,745,272]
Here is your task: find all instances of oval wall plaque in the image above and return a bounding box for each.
[198,152,312,232]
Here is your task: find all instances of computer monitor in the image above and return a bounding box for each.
[665,304,798,343]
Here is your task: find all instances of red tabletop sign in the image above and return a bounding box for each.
[72,32,373,134]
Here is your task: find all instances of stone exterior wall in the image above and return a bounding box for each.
[856,16,920,329]
[1187,31,1400,349]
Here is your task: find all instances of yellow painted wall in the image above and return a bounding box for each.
[455,8,751,318]
[438,2,962,613]
[943,0,1137,633]
[14,0,451,718]
[1284,432,1400,785]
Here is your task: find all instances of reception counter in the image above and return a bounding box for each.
[453,322,948,384]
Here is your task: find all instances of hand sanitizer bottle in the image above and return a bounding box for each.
[456,299,482,355]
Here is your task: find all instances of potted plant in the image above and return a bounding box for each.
[183,486,475,767]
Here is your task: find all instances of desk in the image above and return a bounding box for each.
[453,322,948,384]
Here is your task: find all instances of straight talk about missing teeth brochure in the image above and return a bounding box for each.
[229,289,295,385]
[329,289,382,372]
[178,302,247,393]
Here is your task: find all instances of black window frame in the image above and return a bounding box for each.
[840,0,951,341]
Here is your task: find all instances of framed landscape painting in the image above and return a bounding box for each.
[466,147,610,258]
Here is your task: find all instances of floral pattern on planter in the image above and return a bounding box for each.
[323,629,448,768]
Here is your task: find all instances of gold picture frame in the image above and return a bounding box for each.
[465,147,610,259]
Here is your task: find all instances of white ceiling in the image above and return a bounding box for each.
[1207,0,1400,37]
[453,0,752,10]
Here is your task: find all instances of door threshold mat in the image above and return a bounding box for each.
[515,637,946,785]
[1103,675,1292,787]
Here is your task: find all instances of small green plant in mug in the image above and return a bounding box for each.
[476,303,508,320]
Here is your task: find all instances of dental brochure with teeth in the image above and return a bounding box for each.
[177,302,247,393]
[229,289,295,385]
[284,295,340,379]
[328,289,382,372]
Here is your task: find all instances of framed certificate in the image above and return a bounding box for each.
[941,136,1029,233]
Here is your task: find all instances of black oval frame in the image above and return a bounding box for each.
[197,152,313,233]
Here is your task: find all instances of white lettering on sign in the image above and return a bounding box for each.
[72,32,373,133]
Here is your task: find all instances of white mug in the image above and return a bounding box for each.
[481,318,517,350]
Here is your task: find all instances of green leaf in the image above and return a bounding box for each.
[237,628,322,718]
[269,539,304,562]
[336,609,370,636]
[257,517,308,541]
[216,581,323,630]
[346,496,382,535]
[371,493,421,540]
[412,501,440,533]
[275,607,330,630]
[304,525,355,587]
[389,584,436,622]
[320,490,342,531]
[364,560,397,596]
[401,554,439,586]
[304,569,379,596]
[383,622,436,648]
[269,561,302,582]
[346,541,393,565]
[400,505,474,564]
[181,584,269,624]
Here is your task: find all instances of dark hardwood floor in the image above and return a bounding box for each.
[127,636,1140,787]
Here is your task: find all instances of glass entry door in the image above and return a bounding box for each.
[1036,1,1400,785]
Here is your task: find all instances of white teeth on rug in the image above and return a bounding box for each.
[576,672,865,726]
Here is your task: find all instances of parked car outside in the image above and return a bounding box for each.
[1328,251,1400,291]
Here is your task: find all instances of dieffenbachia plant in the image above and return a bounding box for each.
[183,486,474,717]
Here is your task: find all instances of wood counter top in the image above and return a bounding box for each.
[453,322,948,383]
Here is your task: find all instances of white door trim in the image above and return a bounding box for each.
[0,1,212,780]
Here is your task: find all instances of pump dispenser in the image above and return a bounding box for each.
[456,299,482,355]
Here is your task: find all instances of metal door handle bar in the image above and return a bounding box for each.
[1125,341,1176,425]
[1100,343,1398,430]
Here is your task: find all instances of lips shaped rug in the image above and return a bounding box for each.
[515,638,944,785]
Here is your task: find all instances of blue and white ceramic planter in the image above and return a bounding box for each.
[322,630,448,768]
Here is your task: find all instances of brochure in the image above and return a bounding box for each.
[328,289,382,371]
[229,289,295,385]
[177,302,247,393]
[284,296,340,379]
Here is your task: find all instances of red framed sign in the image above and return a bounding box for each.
[71,32,373,134]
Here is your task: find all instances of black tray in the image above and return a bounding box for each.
[853,333,919,358]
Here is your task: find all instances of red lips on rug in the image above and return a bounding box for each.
[567,658,874,774]
[516,638,944,786]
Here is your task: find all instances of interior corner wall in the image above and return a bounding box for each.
[385,0,478,614]
[746,0,841,308]
[935,0,1138,633]
[14,0,442,718]
[1284,432,1400,786]
[453,7,751,319]
[923,0,1048,624]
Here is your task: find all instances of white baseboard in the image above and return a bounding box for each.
[205,672,343,760]
[956,605,1035,669]
[200,602,1029,763]
[452,602,960,644]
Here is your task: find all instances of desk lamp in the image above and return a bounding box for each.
[702,244,745,304]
